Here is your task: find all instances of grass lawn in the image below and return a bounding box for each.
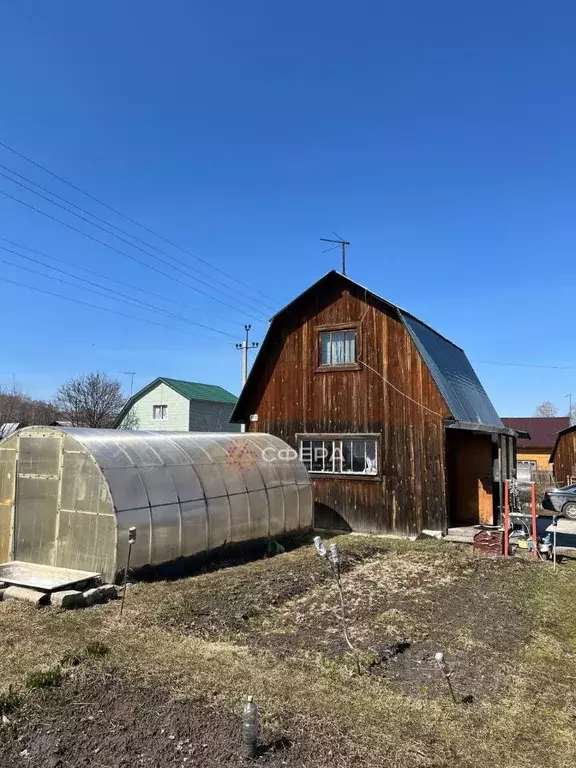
[0,534,575,767]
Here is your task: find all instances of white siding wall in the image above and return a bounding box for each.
[123,383,190,431]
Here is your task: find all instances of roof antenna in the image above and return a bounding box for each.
[320,233,350,276]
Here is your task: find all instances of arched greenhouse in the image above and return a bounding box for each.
[0,427,312,583]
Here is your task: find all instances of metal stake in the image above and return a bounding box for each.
[119,526,136,618]
[552,516,557,572]
[435,652,458,704]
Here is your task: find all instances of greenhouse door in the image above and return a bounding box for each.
[13,434,62,566]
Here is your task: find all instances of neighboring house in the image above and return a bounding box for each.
[113,377,240,432]
[502,417,570,480]
[232,270,520,536]
[550,424,576,486]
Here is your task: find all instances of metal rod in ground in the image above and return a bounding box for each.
[445,674,458,704]
[335,575,361,674]
[435,652,457,704]
[119,527,136,618]
[553,516,557,572]
[503,480,510,556]
[531,482,538,562]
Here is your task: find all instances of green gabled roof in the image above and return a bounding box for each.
[160,377,238,404]
[113,376,237,428]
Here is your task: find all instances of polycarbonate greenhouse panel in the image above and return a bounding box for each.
[0,427,312,582]
[18,435,61,477]
[0,446,16,562]
[283,484,301,532]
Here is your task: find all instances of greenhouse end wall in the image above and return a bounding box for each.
[0,427,312,582]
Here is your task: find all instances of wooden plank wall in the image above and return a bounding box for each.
[553,430,576,485]
[245,281,452,535]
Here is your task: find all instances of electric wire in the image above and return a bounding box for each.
[0,243,238,337]
[0,170,270,321]
[0,162,274,313]
[0,273,233,343]
[0,139,278,306]
[0,236,245,328]
[0,186,269,323]
[0,235,244,327]
[475,359,576,370]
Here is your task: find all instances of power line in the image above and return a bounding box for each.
[0,243,238,338]
[0,235,243,327]
[0,273,234,343]
[475,359,576,370]
[0,170,271,321]
[0,186,269,323]
[0,253,237,339]
[0,139,278,306]
[0,163,274,314]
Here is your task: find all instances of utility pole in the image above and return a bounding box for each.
[567,393,573,425]
[236,325,259,432]
[122,372,136,397]
[320,233,350,276]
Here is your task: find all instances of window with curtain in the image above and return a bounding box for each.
[319,329,357,366]
[152,404,168,420]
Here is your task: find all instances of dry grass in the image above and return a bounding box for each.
[0,535,576,767]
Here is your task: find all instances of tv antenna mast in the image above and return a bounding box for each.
[320,233,350,276]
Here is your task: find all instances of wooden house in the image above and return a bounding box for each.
[231,271,519,536]
[502,417,570,478]
[550,425,576,486]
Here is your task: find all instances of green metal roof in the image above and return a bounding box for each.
[160,377,238,404]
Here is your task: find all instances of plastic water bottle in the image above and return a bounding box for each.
[313,535,327,557]
[241,695,258,759]
[330,544,341,565]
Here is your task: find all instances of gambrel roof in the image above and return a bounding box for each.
[232,271,502,428]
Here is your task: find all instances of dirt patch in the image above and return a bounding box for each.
[2,536,575,768]
[0,669,305,768]
[128,534,401,639]
[244,551,537,699]
[0,666,408,768]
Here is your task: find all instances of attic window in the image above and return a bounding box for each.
[153,405,168,420]
[317,325,360,370]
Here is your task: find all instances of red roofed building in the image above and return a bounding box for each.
[502,416,570,475]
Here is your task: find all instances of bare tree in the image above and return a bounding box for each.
[53,372,125,428]
[0,381,58,426]
[534,401,559,418]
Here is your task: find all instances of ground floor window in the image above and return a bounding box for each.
[298,435,378,476]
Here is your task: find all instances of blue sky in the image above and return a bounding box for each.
[0,1,574,416]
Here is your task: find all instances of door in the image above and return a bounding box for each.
[446,430,494,527]
[14,434,62,565]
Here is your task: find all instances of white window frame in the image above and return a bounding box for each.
[297,433,379,477]
[152,404,168,421]
[517,459,537,481]
[318,328,357,366]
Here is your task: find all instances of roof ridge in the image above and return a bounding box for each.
[161,376,230,389]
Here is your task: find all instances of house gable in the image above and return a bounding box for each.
[114,377,238,431]
[231,273,453,534]
[123,381,190,431]
[233,272,454,425]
